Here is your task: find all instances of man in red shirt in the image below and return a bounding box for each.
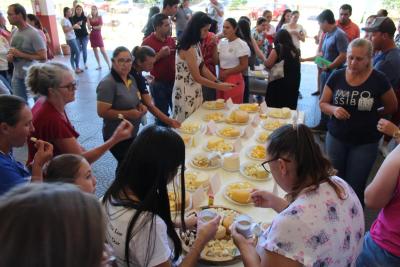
[336,4,360,42]
[142,13,176,126]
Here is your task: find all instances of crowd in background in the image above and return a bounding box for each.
[1,1,400,266]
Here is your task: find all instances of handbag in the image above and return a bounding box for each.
[268,59,284,82]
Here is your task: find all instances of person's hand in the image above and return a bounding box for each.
[377,118,398,136]
[9,47,23,58]
[184,213,198,230]
[217,82,235,91]
[333,107,350,120]
[159,46,170,58]
[111,120,134,143]
[251,189,288,212]
[230,222,256,249]
[219,69,227,80]
[137,104,147,115]
[169,118,181,128]
[196,215,221,245]
[6,52,14,62]
[33,140,53,167]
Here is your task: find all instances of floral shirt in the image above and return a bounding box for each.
[258,176,364,267]
[251,27,269,63]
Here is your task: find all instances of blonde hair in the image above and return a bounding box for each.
[25,62,75,96]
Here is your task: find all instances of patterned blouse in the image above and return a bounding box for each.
[258,176,364,267]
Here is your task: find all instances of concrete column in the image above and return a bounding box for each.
[31,0,61,55]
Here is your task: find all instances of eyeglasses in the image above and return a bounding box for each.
[261,157,291,172]
[116,58,133,65]
[59,81,77,91]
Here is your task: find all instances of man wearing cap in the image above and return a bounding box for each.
[364,16,400,155]
[337,4,360,42]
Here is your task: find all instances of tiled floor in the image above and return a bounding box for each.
[14,51,381,229]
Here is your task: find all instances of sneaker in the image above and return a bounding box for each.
[311,123,327,133]
[311,91,320,96]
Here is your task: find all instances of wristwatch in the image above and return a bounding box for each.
[393,129,400,139]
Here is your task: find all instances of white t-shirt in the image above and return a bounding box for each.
[61,18,76,41]
[0,35,9,71]
[217,38,250,69]
[281,23,306,49]
[104,200,173,267]
[257,176,364,267]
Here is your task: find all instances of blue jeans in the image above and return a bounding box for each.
[11,77,28,101]
[356,232,400,267]
[67,38,80,69]
[325,132,378,206]
[77,35,88,65]
[150,80,173,126]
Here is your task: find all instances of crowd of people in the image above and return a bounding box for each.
[1,1,400,266]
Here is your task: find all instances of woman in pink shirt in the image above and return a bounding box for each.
[356,144,400,266]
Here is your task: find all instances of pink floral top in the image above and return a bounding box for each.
[258,176,364,267]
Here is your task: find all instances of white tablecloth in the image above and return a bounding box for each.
[178,104,305,267]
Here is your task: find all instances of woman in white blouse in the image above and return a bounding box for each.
[281,11,306,50]
[215,18,250,103]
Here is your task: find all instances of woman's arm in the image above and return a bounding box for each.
[97,101,144,121]
[251,38,267,62]
[181,48,231,91]
[141,94,181,128]
[378,88,398,115]
[53,120,133,164]
[320,85,350,120]
[200,63,217,81]
[365,144,400,209]
[264,49,278,68]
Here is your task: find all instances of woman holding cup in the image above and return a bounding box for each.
[231,124,364,267]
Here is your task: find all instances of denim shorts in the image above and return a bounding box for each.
[356,232,400,267]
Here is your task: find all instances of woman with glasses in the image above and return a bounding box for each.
[231,124,364,267]
[97,47,147,163]
[103,125,220,267]
[27,62,133,165]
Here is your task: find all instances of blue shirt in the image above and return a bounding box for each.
[0,151,30,195]
[373,48,400,90]
[322,27,348,69]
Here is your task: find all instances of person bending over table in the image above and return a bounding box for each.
[26,62,133,165]
[231,124,364,267]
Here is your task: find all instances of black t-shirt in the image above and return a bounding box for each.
[70,15,88,38]
[130,68,149,95]
[326,69,391,144]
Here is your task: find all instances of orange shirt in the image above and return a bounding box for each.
[336,19,360,42]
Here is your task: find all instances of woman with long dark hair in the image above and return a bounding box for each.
[102,125,220,266]
[216,18,250,103]
[264,29,301,109]
[276,9,291,32]
[172,11,233,122]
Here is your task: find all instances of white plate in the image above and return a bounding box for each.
[246,145,267,161]
[223,184,254,206]
[216,127,243,139]
[262,119,289,131]
[255,131,272,144]
[190,153,221,170]
[202,113,226,123]
[178,123,202,135]
[203,142,234,154]
[240,162,270,182]
[202,101,225,110]
[183,171,210,192]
